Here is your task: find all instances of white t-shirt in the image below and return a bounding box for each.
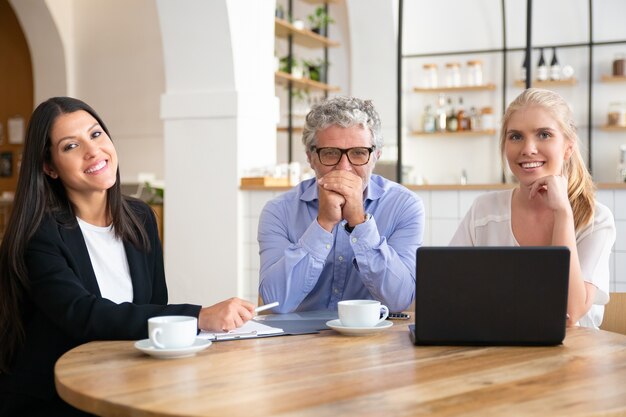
[450,189,616,328]
[77,217,133,304]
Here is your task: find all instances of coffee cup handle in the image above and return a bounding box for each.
[378,305,389,323]
[150,328,166,349]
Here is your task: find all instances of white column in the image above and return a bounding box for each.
[346,0,398,155]
[157,0,277,305]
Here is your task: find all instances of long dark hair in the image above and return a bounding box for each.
[0,97,150,372]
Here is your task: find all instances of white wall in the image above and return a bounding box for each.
[71,0,166,183]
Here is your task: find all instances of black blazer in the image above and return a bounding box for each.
[0,199,201,409]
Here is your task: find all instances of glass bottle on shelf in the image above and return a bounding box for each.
[466,60,483,86]
[445,62,462,87]
[469,106,479,131]
[520,50,529,82]
[460,169,468,185]
[422,63,438,88]
[446,97,458,132]
[618,145,626,183]
[613,54,625,77]
[422,105,436,133]
[536,48,548,81]
[457,97,470,131]
[435,93,447,132]
[550,47,561,81]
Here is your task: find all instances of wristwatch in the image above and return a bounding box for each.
[345,213,370,234]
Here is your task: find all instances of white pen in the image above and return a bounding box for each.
[254,301,279,313]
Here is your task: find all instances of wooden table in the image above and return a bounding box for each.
[55,324,626,417]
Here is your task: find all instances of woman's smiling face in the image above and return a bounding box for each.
[504,105,573,185]
[45,110,118,201]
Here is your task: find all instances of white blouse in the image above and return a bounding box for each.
[77,217,133,304]
[450,189,616,328]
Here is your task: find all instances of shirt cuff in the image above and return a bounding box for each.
[299,219,335,260]
[347,214,379,250]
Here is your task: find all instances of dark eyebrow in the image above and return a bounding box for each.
[57,122,100,144]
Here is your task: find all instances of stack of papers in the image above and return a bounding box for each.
[197,320,284,341]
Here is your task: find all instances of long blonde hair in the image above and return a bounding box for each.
[499,88,595,230]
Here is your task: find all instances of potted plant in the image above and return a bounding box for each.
[303,58,328,82]
[307,6,334,36]
[280,56,305,78]
[143,181,164,241]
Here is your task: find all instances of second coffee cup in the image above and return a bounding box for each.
[148,315,197,349]
[338,300,389,327]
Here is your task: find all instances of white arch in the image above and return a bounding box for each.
[9,0,67,104]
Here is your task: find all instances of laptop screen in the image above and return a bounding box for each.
[411,246,570,346]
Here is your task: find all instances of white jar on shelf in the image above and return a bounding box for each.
[480,107,495,131]
[444,62,462,87]
[466,60,483,86]
[422,63,438,88]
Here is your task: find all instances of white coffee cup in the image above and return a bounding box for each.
[338,300,389,327]
[148,316,197,349]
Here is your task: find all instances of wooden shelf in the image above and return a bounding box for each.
[601,75,626,83]
[301,0,340,3]
[275,71,340,92]
[409,129,497,137]
[241,177,290,187]
[413,84,496,93]
[599,125,626,132]
[275,18,340,48]
[514,78,577,88]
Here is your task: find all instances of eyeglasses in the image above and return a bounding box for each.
[313,146,376,166]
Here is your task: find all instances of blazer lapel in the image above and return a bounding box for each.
[58,224,102,297]
[125,241,150,303]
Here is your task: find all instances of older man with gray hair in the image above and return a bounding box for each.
[258,96,424,314]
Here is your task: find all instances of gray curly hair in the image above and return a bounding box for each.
[302,96,383,151]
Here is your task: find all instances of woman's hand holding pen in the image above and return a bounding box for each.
[198,297,255,332]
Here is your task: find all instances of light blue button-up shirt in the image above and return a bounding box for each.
[258,174,424,313]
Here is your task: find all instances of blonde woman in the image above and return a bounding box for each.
[450,88,616,328]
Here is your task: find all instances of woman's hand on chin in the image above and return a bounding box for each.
[528,175,572,214]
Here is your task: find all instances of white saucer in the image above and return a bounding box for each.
[326,319,393,336]
[134,338,212,359]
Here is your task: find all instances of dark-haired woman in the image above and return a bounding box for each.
[0,97,255,416]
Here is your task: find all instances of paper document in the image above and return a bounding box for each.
[197,320,284,341]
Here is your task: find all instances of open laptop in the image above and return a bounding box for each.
[409,247,570,346]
